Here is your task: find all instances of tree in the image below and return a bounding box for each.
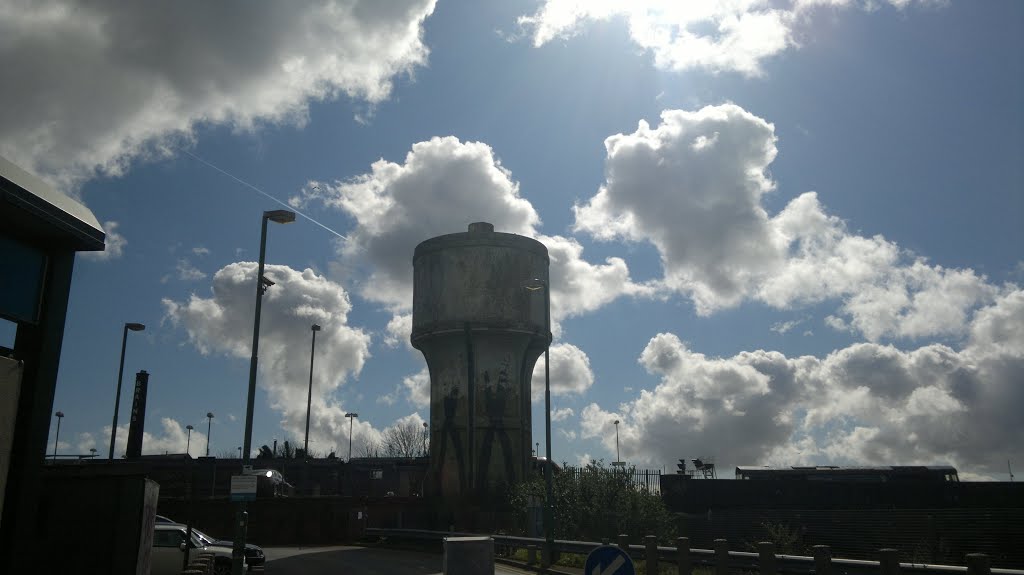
[381,420,423,458]
[510,460,677,543]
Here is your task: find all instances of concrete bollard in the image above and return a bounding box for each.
[618,533,630,557]
[813,545,831,575]
[645,535,659,574]
[879,548,901,575]
[758,542,777,575]
[967,554,991,575]
[714,539,729,575]
[526,545,537,566]
[677,537,691,575]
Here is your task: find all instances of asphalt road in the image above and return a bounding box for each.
[264,546,534,575]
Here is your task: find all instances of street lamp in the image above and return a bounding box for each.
[304,324,321,457]
[422,422,428,457]
[89,448,98,458]
[345,412,358,461]
[236,209,295,575]
[109,322,145,459]
[612,420,624,467]
[206,412,214,457]
[53,411,64,460]
[186,425,194,456]
[522,276,553,566]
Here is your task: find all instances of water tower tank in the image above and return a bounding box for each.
[412,222,549,498]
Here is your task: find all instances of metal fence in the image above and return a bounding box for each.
[366,528,1023,575]
[563,465,662,494]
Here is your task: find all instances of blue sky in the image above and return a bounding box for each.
[1,0,1021,479]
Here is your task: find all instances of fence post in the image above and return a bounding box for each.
[618,533,630,557]
[813,545,831,575]
[879,548,900,575]
[645,535,659,574]
[714,539,729,575]
[677,537,691,575]
[758,542,777,575]
[966,554,991,575]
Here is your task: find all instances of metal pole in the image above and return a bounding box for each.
[109,325,129,459]
[53,412,63,459]
[186,425,193,456]
[206,413,213,457]
[348,415,354,460]
[304,325,319,457]
[543,283,553,566]
[615,421,620,463]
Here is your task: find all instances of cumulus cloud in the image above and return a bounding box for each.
[531,343,595,400]
[0,0,437,190]
[517,0,942,76]
[105,418,208,458]
[176,259,207,281]
[579,288,1024,477]
[552,407,575,422]
[402,367,431,408]
[294,136,648,321]
[163,262,373,455]
[575,104,1002,341]
[80,221,126,261]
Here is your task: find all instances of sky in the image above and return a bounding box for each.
[1,0,1021,480]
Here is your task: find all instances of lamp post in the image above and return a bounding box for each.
[186,425,194,456]
[613,420,623,467]
[206,412,214,457]
[109,322,145,459]
[53,411,64,459]
[235,209,295,575]
[304,324,321,457]
[89,448,98,459]
[345,412,358,461]
[422,422,428,457]
[523,277,553,566]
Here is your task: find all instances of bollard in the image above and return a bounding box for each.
[645,535,659,574]
[527,545,537,566]
[677,537,691,575]
[813,545,831,575]
[618,533,631,557]
[758,542,777,575]
[879,548,901,575]
[714,539,729,575]
[966,554,991,575]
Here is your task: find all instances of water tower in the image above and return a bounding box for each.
[412,222,549,498]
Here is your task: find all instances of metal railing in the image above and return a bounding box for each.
[365,528,1024,575]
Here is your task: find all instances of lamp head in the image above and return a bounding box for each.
[207,412,214,419]
[312,324,322,332]
[126,323,145,331]
[264,209,296,224]
[613,419,620,425]
[55,411,64,418]
[186,425,193,430]
[345,412,358,418]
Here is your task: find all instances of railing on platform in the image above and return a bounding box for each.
[562,465,662,493]
[365,528,1023,575]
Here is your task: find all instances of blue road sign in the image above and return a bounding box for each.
[584,545,635,575]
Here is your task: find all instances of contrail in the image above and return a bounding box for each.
[181,149,347,241]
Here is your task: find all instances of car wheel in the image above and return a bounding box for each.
[212,559,232,575]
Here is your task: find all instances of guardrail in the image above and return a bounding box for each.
[365,528,1024,575]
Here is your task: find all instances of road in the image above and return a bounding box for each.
[264,546,535,575]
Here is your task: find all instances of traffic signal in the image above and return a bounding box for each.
[677,459,687,474]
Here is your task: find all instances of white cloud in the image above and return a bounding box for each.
[176,258,207,281]
[402,367,431,408]
[518,0,942,76]
[574,104,1002,341]
[80,221,126,261]
[192,246,211,257]
[579,288,1024,477]
[0,0,437,190]
[531,343,595,401]
[552,407,575,422]
[163,262,373,454]
[104,417,208,458]
[384,313,414,349]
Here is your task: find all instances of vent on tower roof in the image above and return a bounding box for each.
[468,222,494,233]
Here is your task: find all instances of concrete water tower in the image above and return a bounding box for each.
[412,222,549,499]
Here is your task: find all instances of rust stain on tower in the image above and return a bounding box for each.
[411,222,549,499]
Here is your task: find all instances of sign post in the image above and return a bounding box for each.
[125,370,149,459]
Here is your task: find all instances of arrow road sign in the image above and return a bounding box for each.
[584,545,635,575]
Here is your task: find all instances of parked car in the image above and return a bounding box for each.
[151,523,264,574]
[154,514,176,524]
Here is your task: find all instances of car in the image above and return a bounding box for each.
[151,523,264,574]
[154,514,177,524]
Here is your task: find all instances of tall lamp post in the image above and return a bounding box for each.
[304,324,321,457]
[235,209,295,575]
[345,412,358,461]
[109,322,145,458]
[52,411,64,459]
[523,277,553,566]
[186,425,194,456]
[206,412,214,456]
[612,420,624,467]
[422,422,428,457]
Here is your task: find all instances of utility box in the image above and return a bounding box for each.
[443,536,494,575]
